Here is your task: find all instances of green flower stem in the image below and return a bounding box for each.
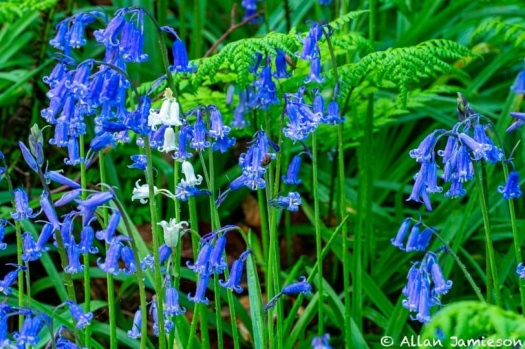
[283,216,350,335]
[312,132,324,335]
[79,135,92,348]
[502,164,525,313]
[143,137,166,349]
[188,196,210,349]
[191,0,203,59]
[187,302,202,349]
[111,196,149,349]
[98,150,117,349]
[321,21,352,346]
[475,161,502,306]
[1,157,25,327]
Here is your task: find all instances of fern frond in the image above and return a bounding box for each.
[328,10,369,31]
[331,32,373,54]
[473,18,525,47]
[422,301,525,346]
[337,39,474,106]
[0,0,57,21]
[191,32,300,90]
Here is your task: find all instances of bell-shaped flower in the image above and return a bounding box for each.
[186,242,213,275]
[219,250,251,293]
[181,161,203,187]
[13,315,45,347]
[21,232,41,262]
[65,243,84,274]
[65,300,93,329]
[282,155,302,185]
[131,179,160,204]
[188,273,210,305]
[97,241,122,275]
[127,308,142,339]
[79,226,98,254]
[164,280,186,316]
[158,127,177,153]
[158,219,188,248]
[498,171,522,200]
[270,192,302,212]
[0,264,27,295]
[11,188,38,221]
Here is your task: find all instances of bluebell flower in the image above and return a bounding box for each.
[312,334,332,349]
[220,250,251,293]
[120,19,149,63]
[22,232,41,262]
[57,213,75,248]
[50,20,70,50]
[409,131,439,163]
[187,242,213,275]
[517,262,525,279]
[13,315,45,347]
[209,106,235,152]
[158,127,177,153]
[507,111,525,132]
[231,90,249,128]
[264,276,312,311]
[65,243,84,274]
[97,241,122,275]
[45,170,81,189]
[67,60,94,98]
[498,171,522,200]
[120,246,137,274]
[213,135,237,153]
[298,34,319,61]
[96,210,121,243]
[161,26,196,73]
[164,280,186,316]
[128,154,148,171]
[159,243,172,265]
[208,235,228,275]
[322,101,345,125]
[35,223,54,253]
[79,226,98,254]
[252,64,280,110]
[318,0,333,5]
[472,124,504,163]
[19,141,39,173]
[127,308,142,339]
[68,13,98,48]
[40,191,61,230]
[11,188,38,221]
[188,273,210,305]
[457,133,491,161]
[55,189,81,207]
[90,132,116,152]
[65,300,93,329]
[94,11,126,47]
[49,123,69,147]
[416,227,434,252]
[0,219,7,250]
[270,192,302,211]
[64,137,84,166]
[75,191,114,224]
[158,219,188,248]
[0,264,26,295]
[282,155,303,185]
[273,50,291,79]
[190,113,211,150]
[0,309,8,347]
[511,68,525,94]
[305,56,325,84]
[426,252,453,295]
[406,162,433,211]
[174,181,211,201]
[150,298,174,336]
[127,96,152,136]
[391,217,412,250]
[174,125,193,161]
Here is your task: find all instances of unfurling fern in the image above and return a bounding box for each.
[421,301,525,348]
[473,18,525,47]
[337,39,474,106]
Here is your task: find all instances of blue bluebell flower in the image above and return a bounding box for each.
[150,298,174,336]
[312,334,332,349]
[75,191,114,224]
[68,13,98,49]
[322,101,345,125]
[270,192,302,211]
[66,300,93,329]
[94,11,126,46]
[90,132,116,152]
[282,155,303,185]
[97,241,122,275]
[472,124,504,163]
[0,219,7,250]
[49,123,69,147]
[0,265,26,294]
[0,309,8,347]
[187,242,213,275]
[409,131,439,163]
[406,162,433,211]
[128,154,148,171]
[96,210,121,243]
[273,50,291,79]
[79,226,98,254]
[507,111,525,132]
[318,0,333,5]
[174,125,193,161]
[22,232,41,262]
[188,273,210,305]
[127,308,142,339]
[174,181,211,201]
[65,243,84,274]
[298,35,318,61]
[19,141,39,173]
[67,59,94,98]
[161,26,196,73]
[40,191,61,230]
[391,218,412,250]
[13,315,45,347]
[50,20,70,51]
[219,250,251,293]
[45,170,81,189]
[159,244,172,265]
[511,68,525,94]
[426,252,453,295]
[55,189,81,207]
[120,246,137,275]
[231,90,249,128]
[190,113,211,150]
[517,262,525,279]
[57,213,75,248]
[120,19,149,63]
[305,56,325,84]
[264,276,312,311]
[252,64,280,110]
[208,235,228,275]
[164,280,186,316]
[35,223,54,253]
[11,188,38,221]
[64,137,84,166]
[498,171,522,200]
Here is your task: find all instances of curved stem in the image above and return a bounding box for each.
[312,132,324,335]
[475,161,502,306]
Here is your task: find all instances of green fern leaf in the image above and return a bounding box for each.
[328,10,369,31]
[422,301,525,348]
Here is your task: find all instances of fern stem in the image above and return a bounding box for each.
[475,161,502,306]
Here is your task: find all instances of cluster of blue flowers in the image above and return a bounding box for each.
[407,94,517,211]
[391,217,452,323]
